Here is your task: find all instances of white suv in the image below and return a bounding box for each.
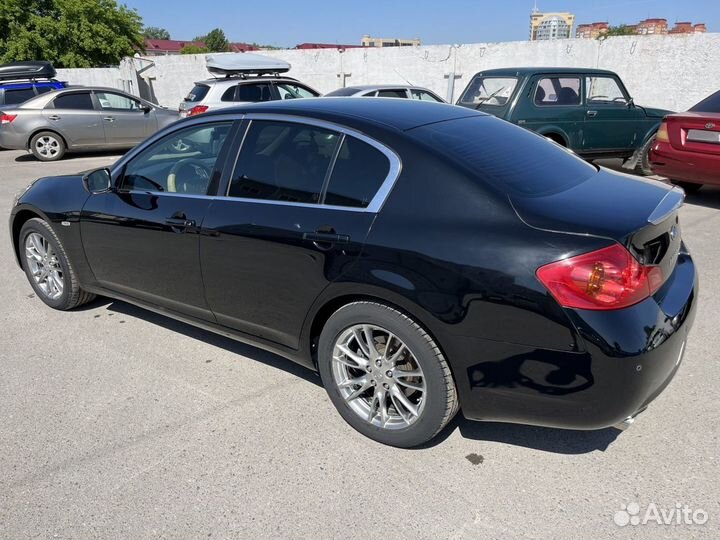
[179,76,320,117]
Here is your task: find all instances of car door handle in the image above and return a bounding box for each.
[48,115,61,121]
[165,217,195,229]
[587,110,598,117]
[103,116,115,122]
[302,232,350,244]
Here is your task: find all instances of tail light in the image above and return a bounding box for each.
[188,105,208,116]
[536,243,664,310]
[1,113,17,124]
[655,121,669,143]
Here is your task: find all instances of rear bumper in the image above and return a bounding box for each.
[452,250,697,429]
[650,140,720,185]
[0,125,27,150]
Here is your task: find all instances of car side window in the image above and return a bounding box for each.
[236,83,273,102]
[376,89,408,98]
[4,88,36,105]
[52,92,94,110]
[324,136,390,208]
[534,77,581,106]
[121,122,232,195]
[95,91,143,111]
[586,77,628,105]
[276,83,317,100]
[228,120,340,204]
[410,89,443,102]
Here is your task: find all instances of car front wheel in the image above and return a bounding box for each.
[20,218,95,310]
[318,301,459,447]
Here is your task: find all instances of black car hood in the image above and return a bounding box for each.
[510,167,681,241]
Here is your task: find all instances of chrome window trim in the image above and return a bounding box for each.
[226,113,402,213]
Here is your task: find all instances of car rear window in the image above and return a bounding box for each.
[325,87,362,97]
[185,84,210,103]
[4,87,36,104]
[690,90,720,113]
[410,116,597,197]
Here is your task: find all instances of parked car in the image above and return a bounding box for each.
[325,85,445,102]
[0,87,179,161]
[10,99,696,447]
[649,89,720,192]
[179,54,319,117]
[0,61,67,107]
[456,67,671,174]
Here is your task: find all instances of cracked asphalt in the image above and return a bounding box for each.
[0,149,718,539]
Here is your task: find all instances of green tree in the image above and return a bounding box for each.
[0,0,144,67]
[601,24,637,38]
[203,28,229,52]
[180,44,208,55]
[143,26,170,40]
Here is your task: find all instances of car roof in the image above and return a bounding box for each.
[193,76,301,86]
[339,85,431,91]
[471,67,618,77]
[200,96,483,131]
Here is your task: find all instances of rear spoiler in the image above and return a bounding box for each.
[647,186,684,225]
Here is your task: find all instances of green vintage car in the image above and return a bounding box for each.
[456,67,671,175]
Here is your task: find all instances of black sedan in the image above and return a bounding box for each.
[9,98,697,447]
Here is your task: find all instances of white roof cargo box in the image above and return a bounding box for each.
[206,53,291,77]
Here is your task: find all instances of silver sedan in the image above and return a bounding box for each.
[0,87,179,161]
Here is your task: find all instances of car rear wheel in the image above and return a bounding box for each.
[30,131,66,162]
[635,136,655,176]
[318,301,458,447]
[20,218,95,310]
[671,180,702,194]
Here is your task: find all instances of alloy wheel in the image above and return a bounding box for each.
[24,232,64,300]
[35,135,61,158]
[331,324,427,429]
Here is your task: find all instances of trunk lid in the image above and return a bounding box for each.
[665,112,720,155]
[511,168,684,281]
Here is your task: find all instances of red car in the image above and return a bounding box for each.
[650,90,720,192]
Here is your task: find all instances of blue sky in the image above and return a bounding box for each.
[125,0,720,47]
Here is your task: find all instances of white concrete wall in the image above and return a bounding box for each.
[63,33,720,112]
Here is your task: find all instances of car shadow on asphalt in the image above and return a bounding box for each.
[92,297,622,453]
[98,298,322,387]
[684,186,720,210]
[14,150,125,163]
[425,415,622,454]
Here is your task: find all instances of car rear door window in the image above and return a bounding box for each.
[228,120,340,204]
[376,89,408,98]
[4,88,36,104]
[235,83,273,102]
[534,77,581,106]
[324,136,390,208]
[52,92,94,110]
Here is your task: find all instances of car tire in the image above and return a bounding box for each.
[20,218,96,310]
[670,180,702,194]
[635,136,655,176]
[318,301,459,448]
[30,131,66,162]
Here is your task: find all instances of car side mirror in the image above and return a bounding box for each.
[83,168,112,194]
[627,98,635,108]
[142,105,152,114]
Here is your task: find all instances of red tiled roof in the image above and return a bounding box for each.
[144,39,206,52]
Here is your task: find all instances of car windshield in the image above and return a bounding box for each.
[459,77,518,107]
[690,90,720,113]
[410,116,597,197]
[184,84,210,102]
